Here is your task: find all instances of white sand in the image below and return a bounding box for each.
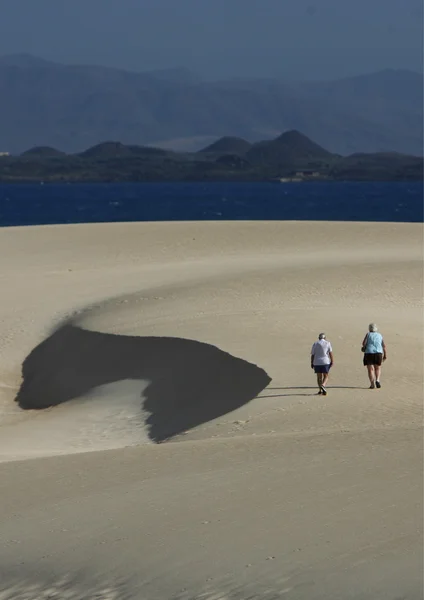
[0,221,422,599]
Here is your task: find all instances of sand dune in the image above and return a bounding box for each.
[0,221,422,598]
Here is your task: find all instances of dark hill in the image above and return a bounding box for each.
[246,130,334,167]
[1,130,422,183]
[21,146,66,158]
[330,151,424,181]
[79,141,170,159]
[199,136,252,155]
[79,142,135,159]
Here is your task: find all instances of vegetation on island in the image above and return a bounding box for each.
[0,130,422,183]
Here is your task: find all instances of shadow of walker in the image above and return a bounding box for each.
[15,323,271,443]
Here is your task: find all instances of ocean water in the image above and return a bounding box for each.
[0,181,422,227]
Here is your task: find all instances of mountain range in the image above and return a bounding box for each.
[0,54,422,156]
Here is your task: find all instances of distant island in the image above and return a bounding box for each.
[0,130,422,183]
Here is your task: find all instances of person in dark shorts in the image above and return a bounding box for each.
[362,323,387,389]
[311,333,334,396]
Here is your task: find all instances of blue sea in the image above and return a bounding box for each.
[0,181,422,227]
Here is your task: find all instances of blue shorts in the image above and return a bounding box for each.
[314,364,331,374]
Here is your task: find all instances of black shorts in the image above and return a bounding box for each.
[314,364,331,374]
[363,353,383,366]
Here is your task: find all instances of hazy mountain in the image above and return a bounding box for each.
[0,53,58,68]
[0,55,422,155]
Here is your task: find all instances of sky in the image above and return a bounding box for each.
[0,0,422,80]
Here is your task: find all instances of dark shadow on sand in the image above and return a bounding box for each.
[15,323,271,443]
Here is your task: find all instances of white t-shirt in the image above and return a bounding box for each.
[311,339,332,365]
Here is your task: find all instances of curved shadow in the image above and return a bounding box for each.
[15,323,271,443]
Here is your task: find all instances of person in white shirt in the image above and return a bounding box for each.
[310,333,334,395]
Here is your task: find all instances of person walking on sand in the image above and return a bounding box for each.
[362,323,387,389]
[311,333,334,396]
